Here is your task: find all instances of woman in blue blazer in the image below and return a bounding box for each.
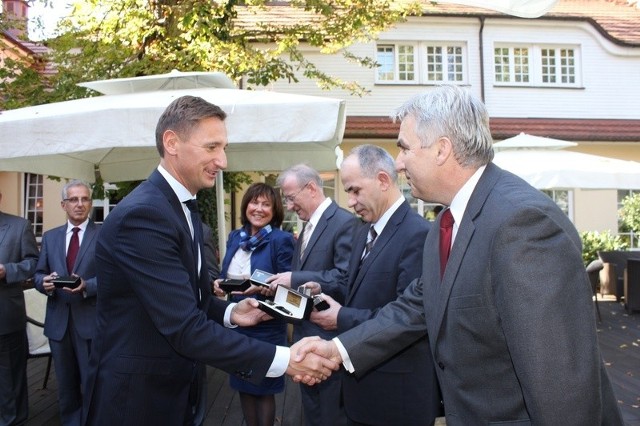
[217,183,294,426]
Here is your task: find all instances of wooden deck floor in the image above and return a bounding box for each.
[25,299,640,425]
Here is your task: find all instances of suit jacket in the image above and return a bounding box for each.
[83,170,276,426]
[0,212,39,335]
[202,223,220,283]
[34,221,100,341]
[291,201,357,341]
[337,200,441,426]
[338,164,622,425]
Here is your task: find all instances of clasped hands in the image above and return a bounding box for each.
[230,297,343,385]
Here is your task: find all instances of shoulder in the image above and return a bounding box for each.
[41,224,66,239]
[271,228,294,243]
[0,211,28,227]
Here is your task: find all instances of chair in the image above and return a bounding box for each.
[23,288,52,389]
[625,259,640,314]
[586,259,603,322]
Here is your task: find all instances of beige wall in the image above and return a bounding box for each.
[0,172,22,215]
[573,189,619,233]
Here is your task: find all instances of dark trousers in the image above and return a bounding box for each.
[300,369,346,426]
[50,314,91,426]
[0,330,28,426]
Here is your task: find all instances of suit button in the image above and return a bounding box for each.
[437,361,445,370]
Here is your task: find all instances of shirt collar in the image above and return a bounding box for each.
[307,197,331,228]
[67,218,89,233]
[157,164,195,203]
[371,195,404,236]
[449,165,486,226]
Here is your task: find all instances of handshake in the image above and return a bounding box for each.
[230,297,343,385]
[287,336,343,385]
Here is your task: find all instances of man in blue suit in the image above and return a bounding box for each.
[0,191,39,426]
[35,180,99,426]
[268,164,357,426]
[311,145,442,426]
[82,95,337,426]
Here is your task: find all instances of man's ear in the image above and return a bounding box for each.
[377,170,392,191]
[435,136,453,166]
[163,129,179,156]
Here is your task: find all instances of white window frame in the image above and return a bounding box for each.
[618,189,639,249]
[23,173,44,240]
[375,41,467,85]
[542,189,574,221]
[494,44,581,87]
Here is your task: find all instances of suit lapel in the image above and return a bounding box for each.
[74,222,97,270]
[430,164,501,339]
[347,202,410,303]
[148,170,201,301]
[299,203,336,267]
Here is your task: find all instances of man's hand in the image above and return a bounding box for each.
[42,273,57,293]
[64,275,86,294]
[299,281,321,296]
[287,337,340,385]
[309,294,341,331]
[230,298,272,327]
[0,263,6,280]
[267,271,292,288]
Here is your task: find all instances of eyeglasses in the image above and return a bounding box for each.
[63,197,92,205]
[282,182,310,204]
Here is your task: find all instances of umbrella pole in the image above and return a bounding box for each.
[216,172,226,260]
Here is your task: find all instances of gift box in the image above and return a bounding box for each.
[258,285,313,323]
[51,275,81,289]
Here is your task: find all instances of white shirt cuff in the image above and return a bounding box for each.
[333,337,354,373]
[266,346,290,377]
[224,303,238,328]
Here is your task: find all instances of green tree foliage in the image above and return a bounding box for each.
[580,230,628,266]
[2,0,419,107]
[619,193,640,236]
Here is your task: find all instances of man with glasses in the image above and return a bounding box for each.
[268,164,357,426]
[34,180,99,426]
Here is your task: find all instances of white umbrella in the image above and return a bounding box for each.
[0,77,346,255]
[439,0,557,17]
[77,69,236,94]
[0,87,346,182]
[493,132,577,151]
[493,133,640,189]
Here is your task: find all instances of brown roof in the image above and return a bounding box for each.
[345,116,640,142]
[235,0,640,46]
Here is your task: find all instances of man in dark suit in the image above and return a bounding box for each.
[34,180,99,426]
[267,163,357,426]
[310,145,442,426]
[82,95,337,425]
[298,85,623,425]
[0,191,39,426]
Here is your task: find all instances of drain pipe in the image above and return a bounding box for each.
[478,16,486,102]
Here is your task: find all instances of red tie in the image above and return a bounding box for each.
[66,227,80,274]
[439,209,454,279]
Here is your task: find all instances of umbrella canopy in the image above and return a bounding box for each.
[0,87,346,182]
[77,70,236,94]
[439,0,557,18]
[493,133,640,189]
[493,132,577,151]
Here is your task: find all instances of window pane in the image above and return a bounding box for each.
[494,47,510,82]
[376,45,395,81]
[23,173,44,238]
[427,46,443,81]
[398,45,415,81]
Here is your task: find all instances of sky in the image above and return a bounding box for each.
[28,1,73,41]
